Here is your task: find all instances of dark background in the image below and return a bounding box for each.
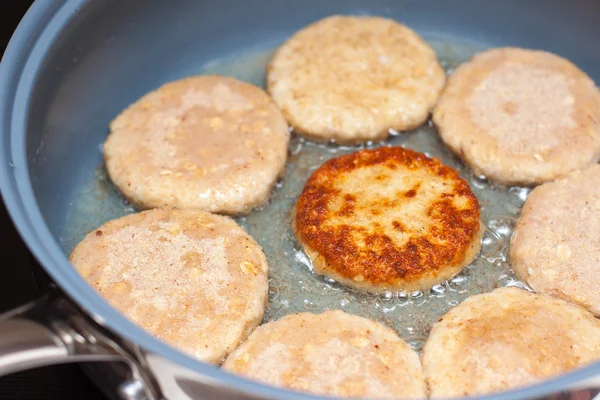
[1,2,107,399]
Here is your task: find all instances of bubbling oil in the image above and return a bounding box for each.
[63,36,531,352]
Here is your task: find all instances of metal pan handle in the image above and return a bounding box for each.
[0,290,161,400]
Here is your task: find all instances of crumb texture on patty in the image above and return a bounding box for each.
[433,47,600,185]
[422,287,600,397]
[69,208,269,364]
[510,164,600,316]
[104,75,289,214]
[294,146,482,292]
[223,310,426,398]
[268,15,446,143]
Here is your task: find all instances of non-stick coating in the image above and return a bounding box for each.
[2,0,600,399]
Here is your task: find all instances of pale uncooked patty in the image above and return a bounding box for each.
[222,310,426,398]
[422,287,600,397]
[104,75,290,215]
[69,208,269,364]
[510,164,600,316]
[294,146,482,293]
[433,47,600,186]
[268,15,446,144]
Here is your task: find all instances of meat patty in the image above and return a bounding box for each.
[223,310,426,398]
[268,15,446,144]
[104,75,290,214]
[422,287,600,397]
[294,146,482,292]
[510,164,600,316]
[433,47,600,186]
[69,208,269,364]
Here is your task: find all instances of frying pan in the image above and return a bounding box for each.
[1,1,600,399]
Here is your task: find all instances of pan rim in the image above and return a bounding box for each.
[0,1,598,399]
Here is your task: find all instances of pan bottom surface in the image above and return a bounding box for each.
[61,36,532,352]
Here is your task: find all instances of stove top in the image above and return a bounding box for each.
[0,3,108,399]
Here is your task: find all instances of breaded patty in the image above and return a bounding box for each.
[268,15,446,144]
[510,164,600,316]
[69,208,269,364]
[433,47,600,186]
[422,287,600,397]
[222,310,426,398]
[104,75,289,215]
[294,147,482,292]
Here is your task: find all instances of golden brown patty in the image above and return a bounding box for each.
[222,310,427,398]
[268,15,446,144]
[422,287,600,397]
[433,47,600,186]
[510,164,600,316]
[294,147,482,292]
[69,208,269,364]
[104,75,289,215]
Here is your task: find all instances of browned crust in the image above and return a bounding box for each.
[294,147,481,291]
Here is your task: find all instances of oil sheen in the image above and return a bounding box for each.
[63,37,531,352]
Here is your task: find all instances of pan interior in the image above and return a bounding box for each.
[17,0,600,385]
[62,37,532,351]
[27,0,600,247]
